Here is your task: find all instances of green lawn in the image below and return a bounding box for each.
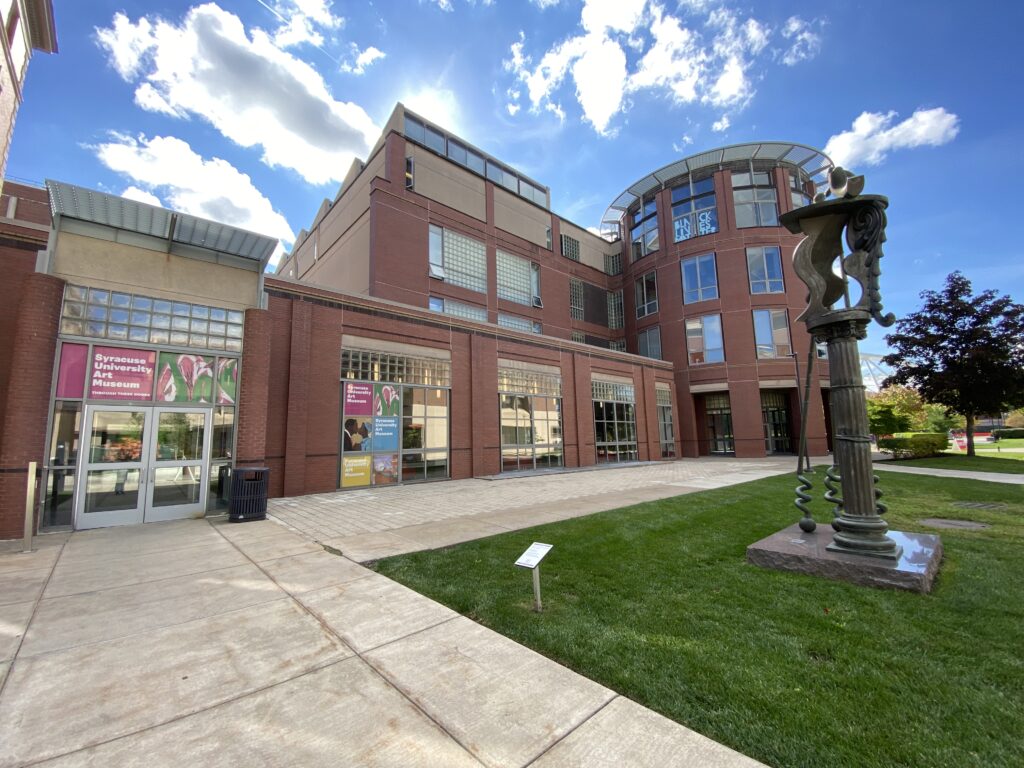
[373,474,1024,768]
[883,453,1024,473]
[978,437,1024,449]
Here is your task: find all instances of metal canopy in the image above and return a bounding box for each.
[600,141,833,233]
[46,180,278,265]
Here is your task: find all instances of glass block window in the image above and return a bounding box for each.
[635,271,658,318]
[571,331,586,344]
[591,380,635,402]
[430,226,486,293]
[609,339,627,352]
[61,284,244,352]
[753,308,792,359]
[497,250,538,306]
[560,234,580,261]
[498,366,562,397]
[732,165,779,228]
[638,326,662,360]
[630,197,659,261]
[569,278,584,320]
[747,246,785,294]
[428,296,488,323]
[681,253,718,304]
[604,251,622,276]
[341,349,451,386]
[607,290,624,330]
[497,313,542,334]
[686,314,725,364]
[672,175,718,242]
[656,387,672,407]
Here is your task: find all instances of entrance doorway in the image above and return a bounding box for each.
[761,391,792,454]
[75,405,211,529]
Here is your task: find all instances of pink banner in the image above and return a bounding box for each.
[89,346,156,400]
[344,382,373,415]
[56,343,88,398]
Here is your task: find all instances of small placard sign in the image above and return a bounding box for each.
[515,542,553,569]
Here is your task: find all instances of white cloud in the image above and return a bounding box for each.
[530,0,563,7]
[264,2,344,49]
[780,16,822,66]
[506,1,817,134]
[95,133,296,268]
[711,114,730,131]
[672,134,694,152]
[507,102,520,116]
[824,107,960,169]
[95,4,379,186]
[431,0,454,11]
[340,44,385,74]
[121,185,163,207]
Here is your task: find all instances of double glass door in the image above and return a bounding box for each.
[76,405,211,529]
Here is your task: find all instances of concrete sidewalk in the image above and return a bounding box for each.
[0,465,770,767]
[873,462,1024,484]
[270,456,801,562]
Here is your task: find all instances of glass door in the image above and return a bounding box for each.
[146,407,211,522]
[76,406,150,529]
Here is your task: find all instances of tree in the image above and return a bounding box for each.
[1006,408,1024,428]
[883,272,1024,456]
[866,402,911,437]
[922,403,964,433]
[867,385,927,432]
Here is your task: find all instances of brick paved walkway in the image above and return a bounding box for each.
[269,457,802,561]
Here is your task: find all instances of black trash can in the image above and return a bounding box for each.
[228,467,269,523]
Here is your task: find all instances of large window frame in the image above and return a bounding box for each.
[496,250,542,307]
[637,325,662,360]
[657,388,675,458]
[593,381,638,464]
[635,271,658,318]
[629,197,659,261]
[672,175,718,242]
[732,164,779,228]
[746,246,785,294]
[753,308,792,359]
[685,314,725,365]
[681,253,718,304]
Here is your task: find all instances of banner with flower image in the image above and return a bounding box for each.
[157,353,215,403]
[217,358,238,404]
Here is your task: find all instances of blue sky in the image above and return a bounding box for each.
[9,0,1022,354]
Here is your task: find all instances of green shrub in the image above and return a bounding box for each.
[992,428,1024,440]
[878,432,949,459]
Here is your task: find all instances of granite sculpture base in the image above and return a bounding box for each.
[747,523,943,593]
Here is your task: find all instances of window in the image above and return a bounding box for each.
[446,140,467,165]
[657,388,675,458]
[753,309,792,359]
[497,314,542,334]
[704,393,734,454]
[569,278,584,320]
[486,160,518,192]
[497,250,541,306]
[604,251,622,276]
[571,331,586,344]
[499,369,563,471]
[428,225,486,293]
[686,314,724,364]
[761,390,792,454]
[428,296,488,322]
[732,166,778,228]
[635,271,658,318]
[747,246,784,294]
[681,253,718,304]
[592,381,638,463]
[405,116,425,143]
[789,169,811,209]
[561,233,580,262]
[609,339,627,352]
[424,125,446,154]
[630,197,659,261]
[638,326,662,360]
[672,176,718,241]
[520,179,547,206]
[405,157,414,189]
[607,290,624,330]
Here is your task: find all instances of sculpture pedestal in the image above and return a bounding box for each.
[747,523,942,593]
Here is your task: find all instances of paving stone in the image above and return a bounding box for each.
[299,574,458,653]
[532,695,764,767]
[259,550,372,594]
[39,658,483,768]
[0,599,351,768]
[365,616,615,768]
[20,563,283,658]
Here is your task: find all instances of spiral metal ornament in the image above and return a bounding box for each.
[873,474,888,516]
[846,200,895,328]
[795,472,816,532]
[824,464,843,517]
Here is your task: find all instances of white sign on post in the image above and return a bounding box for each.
[515,542,553,569]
